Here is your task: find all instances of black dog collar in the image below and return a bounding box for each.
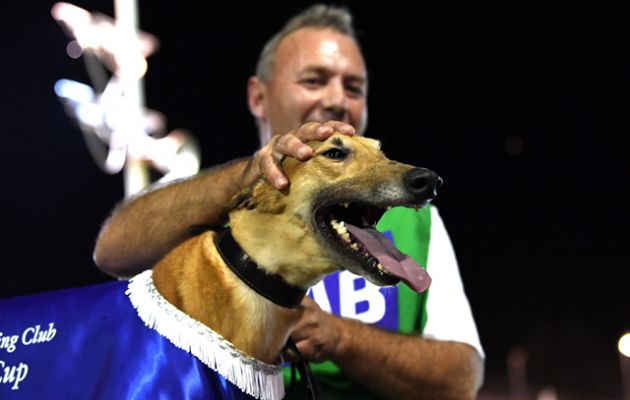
[215,228,307,308]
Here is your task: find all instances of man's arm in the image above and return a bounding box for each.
[334,313,483,400]
[93,158,249,277]
[93,121,355,278]
[291,297,484,400]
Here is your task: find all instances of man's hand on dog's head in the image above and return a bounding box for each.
[241,121,355,190]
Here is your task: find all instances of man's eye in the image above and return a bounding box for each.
[346,85,364,97]
[301,78,324,87]
[321,148,348,160]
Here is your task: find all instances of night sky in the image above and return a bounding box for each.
[1,1,628,397]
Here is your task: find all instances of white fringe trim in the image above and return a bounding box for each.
[126,270,285,400]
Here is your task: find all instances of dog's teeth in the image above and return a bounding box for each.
[377,262,385,271]
[341,202,349,208]
[332,219,350,238]
[386,206,392,211]
[350,243,359,251]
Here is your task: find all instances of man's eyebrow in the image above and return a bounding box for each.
[298,65,367,84]
[299,65,328,75]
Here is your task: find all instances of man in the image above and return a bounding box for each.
[94,4,484,399]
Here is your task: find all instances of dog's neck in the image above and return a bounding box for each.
[215,228,307,308]
[152,230,304,363]
[152,194,337,363]
[229,207,338,288]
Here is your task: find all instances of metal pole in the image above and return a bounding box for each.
[114,0,149,197]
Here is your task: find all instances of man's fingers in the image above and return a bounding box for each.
[274,121,356,162]
[260,152,287,189]
[322,120,356,136]
[275,134,313,161]
[248,121,356,190]
[295,121,355,141]
[281,346,300,363]
[300,295,318,308]
[290,324,311,343]
[294,122,328,140]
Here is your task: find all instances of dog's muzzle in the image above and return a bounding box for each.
[404,168,443,202]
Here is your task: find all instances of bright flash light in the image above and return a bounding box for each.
[619,332,630,358]
[66,40,83,59]
[54,79,95,103]
[125,56,148,79]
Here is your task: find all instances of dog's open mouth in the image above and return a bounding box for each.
[315,202,431,293]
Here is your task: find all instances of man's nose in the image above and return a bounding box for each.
[321,81,348,118]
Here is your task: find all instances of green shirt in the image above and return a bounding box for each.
[283,206,432,399]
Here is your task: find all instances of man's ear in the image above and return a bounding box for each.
[247,76,266,119]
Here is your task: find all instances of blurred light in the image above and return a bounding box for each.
[65,40,83,59]
[505,136,524,156]
[51,0,194,197]
[104,144,126,174]
[54,79,95,103]
[51,2,159,66]
[126,56,148,79]
[76,103,104,127]
[537,387,558,400]
[51,2,97,49]
[507,346,529,400]
[51,3,91,30]
[619,332,630,357]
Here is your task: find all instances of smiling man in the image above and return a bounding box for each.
[249,24,368,145]
[94,4,484,399]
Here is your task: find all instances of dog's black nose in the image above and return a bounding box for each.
[404,168,443,201]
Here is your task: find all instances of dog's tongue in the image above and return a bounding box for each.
[345,223,431,292]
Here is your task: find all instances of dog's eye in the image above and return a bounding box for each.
[321,148,348,161]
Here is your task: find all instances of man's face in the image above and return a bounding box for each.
[258,27,368,141]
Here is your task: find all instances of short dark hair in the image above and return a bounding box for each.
[255,4,358,82]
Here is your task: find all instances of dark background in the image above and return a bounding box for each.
[1,1,628,397]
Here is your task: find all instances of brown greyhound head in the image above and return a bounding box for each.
[227,133,442,293]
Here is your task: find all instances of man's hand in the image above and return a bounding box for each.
[285,296,345,363]
[93,120,354,277]
[241,121,355,190]
[283,297,483,400]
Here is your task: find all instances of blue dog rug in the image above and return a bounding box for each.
[0,270,283,399]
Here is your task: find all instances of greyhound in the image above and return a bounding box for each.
[0,133,440,400]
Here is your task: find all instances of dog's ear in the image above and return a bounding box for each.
[229,187,256,209]
[219,187,256,223]
[251,182,286,214]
